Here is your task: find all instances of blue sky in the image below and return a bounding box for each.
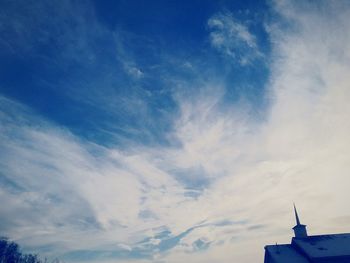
[1,0,350,262]
[0,0,270,146]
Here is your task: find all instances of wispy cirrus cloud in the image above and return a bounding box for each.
[1,0,350,263]
[208,12,264,65]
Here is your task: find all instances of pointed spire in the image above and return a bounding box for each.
[292,203,308,238]
[294,203,301,225]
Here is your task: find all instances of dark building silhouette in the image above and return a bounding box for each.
[264,205,350,263]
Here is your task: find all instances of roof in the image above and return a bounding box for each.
[264,244,310,263]
[292,233,350,259]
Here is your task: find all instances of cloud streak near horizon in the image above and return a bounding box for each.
[1,1,350,262]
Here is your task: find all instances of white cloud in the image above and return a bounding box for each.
[208,12,263,65]
[126,66,144,79]
[1,1,350,263]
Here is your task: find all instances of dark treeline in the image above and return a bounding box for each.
[0,237,60,263]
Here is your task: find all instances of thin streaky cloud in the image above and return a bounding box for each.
[208,12,263,65]
[1,1,350,262]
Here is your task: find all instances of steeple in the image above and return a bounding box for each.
[294,203,301,225]
[292,204,308,238]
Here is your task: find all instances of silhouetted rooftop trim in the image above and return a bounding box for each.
[292,233,350,259]
[264,244,310,263]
